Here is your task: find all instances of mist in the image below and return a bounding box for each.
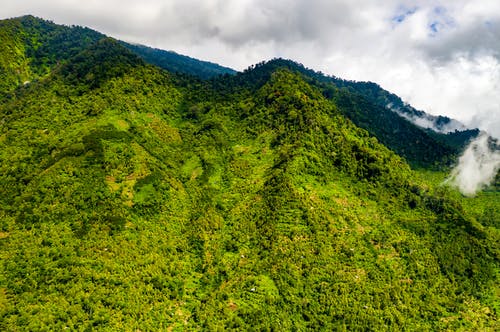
[395,111,467,134]
[445,133,500,196]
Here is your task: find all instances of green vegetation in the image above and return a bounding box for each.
[0,16,498,331]
[223,59,478,168]
[0,15,104,99]
[122,43,236,79]
[0,15,234,102]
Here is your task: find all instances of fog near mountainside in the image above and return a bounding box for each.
[397,111,467,134]
[445,133,500,196]
[386,103,467,134]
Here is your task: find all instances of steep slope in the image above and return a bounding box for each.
[331,87,470,167]
[0,17,32,94]
[0,15,234,100]
[0,38,497,330]
[0,15,476,168]
[0,15,104,97]
[328,78,480,151]
[220,59,478,168]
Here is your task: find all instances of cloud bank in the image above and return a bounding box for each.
[2,0,499,137]
[445,133,500,196]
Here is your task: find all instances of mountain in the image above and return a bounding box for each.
[0,15,103,96]
[219,58,478,168]
[0,15,480,167]
[121,42,236,79]
[0,16,498,330]
[0,15,235,99]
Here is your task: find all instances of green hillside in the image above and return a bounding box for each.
[0,15,234,101]
[220,59,478,168]
[0,16,477,168]
[0,19,498,331]
[0,15,104,97]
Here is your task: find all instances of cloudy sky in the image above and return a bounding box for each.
[2,0,499,138]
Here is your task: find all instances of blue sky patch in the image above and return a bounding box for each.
[428,6,455,36]
[391,7,418,24]
[429,22,440,33]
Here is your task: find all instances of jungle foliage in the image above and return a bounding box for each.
[0,15,233,101]
[0,16,498,331]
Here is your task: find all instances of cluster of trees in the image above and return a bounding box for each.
[0,16,498,330]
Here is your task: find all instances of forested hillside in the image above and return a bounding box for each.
[0,16,498,331]
[0,15,234,100]
[221,59,478,168]
[0,15,477,168]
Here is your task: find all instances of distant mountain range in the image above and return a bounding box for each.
[121,42,236,79]
[0,15,497,331]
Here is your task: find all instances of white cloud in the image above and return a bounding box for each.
[445,133,500,196]
[1,0,499,138]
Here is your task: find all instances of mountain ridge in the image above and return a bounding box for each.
[0,15,498,330]
[0,15,235,96]
[121,42,236,79]
[205,58,479,167]
[0,15,483,154]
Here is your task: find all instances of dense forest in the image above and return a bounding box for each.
[0,16,498,331]
[0,15,233,99]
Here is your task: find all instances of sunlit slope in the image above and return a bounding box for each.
[219,59,478,168]
[0,38,498,330]
[0,15,234,102]
[0,15,104,98]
